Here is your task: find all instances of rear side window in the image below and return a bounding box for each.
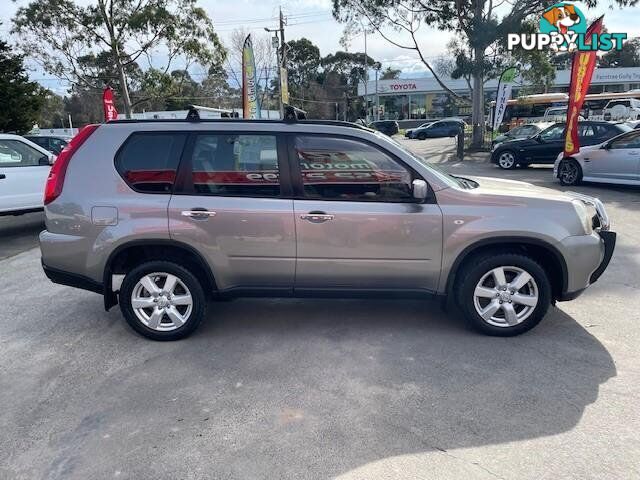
[116,132,187,193]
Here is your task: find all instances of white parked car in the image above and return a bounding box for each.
[603,98,640,121]
[554,129,640,186]
[0,134,56,216]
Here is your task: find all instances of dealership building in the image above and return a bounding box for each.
[358,66,640,121]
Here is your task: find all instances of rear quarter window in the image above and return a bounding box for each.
[115,132,187,193]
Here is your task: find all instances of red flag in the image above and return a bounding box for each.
[102,87,119,122]
[563,17,604,157]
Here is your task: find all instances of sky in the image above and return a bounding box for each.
[2,0,640,95]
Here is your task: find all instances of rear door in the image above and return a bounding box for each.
[289,134,443,293]
[0,139,50,213]
[168,131,296,293]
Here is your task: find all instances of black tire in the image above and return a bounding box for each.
[455,253,552,336]
[558,158,583,186]
[119,261,207,341]
[417,132,427,140]
[496,150,517,169]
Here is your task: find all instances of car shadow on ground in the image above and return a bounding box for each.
[2,277,615,479]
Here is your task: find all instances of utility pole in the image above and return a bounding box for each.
[375,62,381,121]
[359,19,368,122]
[265,8,287,118]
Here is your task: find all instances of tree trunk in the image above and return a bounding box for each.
[113,44,133,118]
[471,69,484,148]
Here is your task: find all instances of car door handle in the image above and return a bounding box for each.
[181,208,216,220]
[300,211,334,223]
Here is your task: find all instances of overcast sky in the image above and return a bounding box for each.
[1,0,640,95]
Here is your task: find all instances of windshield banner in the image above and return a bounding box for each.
[242,35,261,119]
[564,17,603,157]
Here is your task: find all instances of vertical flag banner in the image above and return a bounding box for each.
[493,67,517,131]
[564,17,604,157]
[242,35,261,119]
[102,87,118,121]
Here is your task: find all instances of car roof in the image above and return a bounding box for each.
[24,134,71,140]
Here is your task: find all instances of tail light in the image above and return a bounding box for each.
[44,124,99,205]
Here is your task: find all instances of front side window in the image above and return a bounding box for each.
[116,132,187,193]
[540,125,565,141]
[187,134,280,197]
[610,131,640,149]
[294,135,414,202]
[0,140,46,167]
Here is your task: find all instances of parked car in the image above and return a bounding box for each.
[412,119,465,140]
[492,123,551,146]
[23,135,70,155]
[0,134,56,216]
[491,121,632,169]
[369,120,399,136]
[40,118,615,340]
[405,122,434,138]
[603,98,640,121]
[554,129,640,186]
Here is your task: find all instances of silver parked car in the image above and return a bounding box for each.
[40,116,615,340]
[554,129,640,186]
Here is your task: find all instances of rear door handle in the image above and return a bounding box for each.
[181,208,216,220]
[300,211,334,223]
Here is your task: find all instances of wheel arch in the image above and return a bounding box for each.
[445,237,568,300]
[103,239,217,310]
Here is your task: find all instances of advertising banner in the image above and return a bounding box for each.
[564,17,604,157]
[102,87,118,122]
[242,35,261,119]
[492,68,517,131]
[280,67,289,105]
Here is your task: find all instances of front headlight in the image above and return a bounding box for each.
[572,199,593,235]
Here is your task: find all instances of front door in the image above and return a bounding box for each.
[585,131,640,183]
[168,132,296,292]
[289,134,443,293]
[0,139,50,213]
[529,124,565,163]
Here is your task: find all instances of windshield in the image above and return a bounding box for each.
[375,132,466,189]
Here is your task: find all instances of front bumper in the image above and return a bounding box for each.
[589,230,616,284]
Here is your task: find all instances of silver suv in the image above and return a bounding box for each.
[40,118,616,340]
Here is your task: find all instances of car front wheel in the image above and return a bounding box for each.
[497,150,517,169]
[456,253,551,336]
[558,158,582,186]
[417,132,427,140]
[119,261,206,340]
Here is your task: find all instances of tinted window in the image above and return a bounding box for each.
[294,135,414,202]
[116,132,187,193]
[610,131,640,149]
[25,136,48,148]
[49,138,68,155]
[540,124,565,141]
[0,140,46,167]
[578,125,595,137]
[186,134,279,197]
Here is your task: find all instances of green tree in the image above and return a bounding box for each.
[600,37,640,67]
[380,67,401,80]
[0,38,44,133]
[38,91,66,129]
[286,38,322,100]
[13,0,225,118]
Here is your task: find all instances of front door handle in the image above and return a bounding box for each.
[181,208,216,220]
[300,211,334,223]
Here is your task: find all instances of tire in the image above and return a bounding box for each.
[119,261,207,340]
[455,253,551,336]
[496,150,517,169]
[417,132,427,140]
[558,158,582,186]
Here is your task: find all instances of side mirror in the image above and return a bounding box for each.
[412,179,428,201]
[38,155,51,166]
[602,142,611,150]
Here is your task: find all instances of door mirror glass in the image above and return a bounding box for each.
[412,179,428,200]
[38,155,51,166]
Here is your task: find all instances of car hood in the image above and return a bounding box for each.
[463,175,575,202]
[497,137,539,149]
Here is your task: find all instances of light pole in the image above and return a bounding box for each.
[374,62,381,121]
[359,19,369,122]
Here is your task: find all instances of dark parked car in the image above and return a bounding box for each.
[491,121,632,169]
[23,135,70,155]
[369,120,399,136]
[411,119,465,140]
[492,123,551,147]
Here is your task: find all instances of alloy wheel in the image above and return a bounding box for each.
[131,272,193,331]
[472,266,539,328]
[498,152,516,169]
[559,160,579,184]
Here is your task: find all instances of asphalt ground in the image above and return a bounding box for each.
[1,137,639,479]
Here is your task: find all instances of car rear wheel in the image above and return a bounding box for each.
[558,158,582,186]
[497,151,517,169]
[456,253,551,336]
[119,261,206,340]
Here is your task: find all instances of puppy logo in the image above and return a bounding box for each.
[540,3,587,51]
